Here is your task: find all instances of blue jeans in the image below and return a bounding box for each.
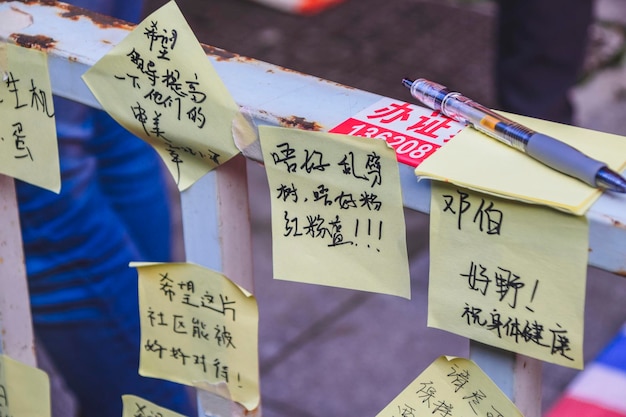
[17,98,195,416]
[16,1,196,415]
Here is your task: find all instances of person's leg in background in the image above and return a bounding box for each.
[495,0,594,124]
[16,1,196,415]
[17,99,195,417]
[89,111,175,262]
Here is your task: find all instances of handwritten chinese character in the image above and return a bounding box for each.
[431,400,454,417]
[443,190,471,231]
[416,381,437,407]
[170,346,189,365]
[186,105,206,128]
[185,73,206,103]
[334,191,357,210]
[144,20,178,60]
[172,314,187,334]
[462,304,487,326]
[146,307,168,327]
[365,152,382,187]
[191,317,210,341]
[11,122,33,160]
[200,292,236,321]
[447,364,470,392]
[213,359,229,382]
[215,325,236,349]
[161,68,187,98]
[494,267,524,309]
[463,389,487,415]
[338,151,368,181]
[144,339,166,358]
[29,78,54,117]
[550,324,574,361]
[473,200,503,235]
[283,211,303,237]
[271,142,297,172]
[359,191,382,211]
[159,273,176,301]
[303,214,330,239]
[461,261,491,296]
[327,215,353,247]
[396,403,416,417]
[312,184,332,206]
[301,149,329,173]
[194,354,207,372]
[5,72,26,109]
[276,183,299,203]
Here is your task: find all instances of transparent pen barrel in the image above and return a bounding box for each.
[441,93,534,151]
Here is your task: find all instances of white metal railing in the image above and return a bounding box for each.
[1,1,626,417]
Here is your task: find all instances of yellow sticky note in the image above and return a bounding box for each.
[415,113,626,214]
[82,1,243,191]
[134,262,259,411]
[0,43,59,192]
[122,395,186,417]
[259,126,411,298]
[429,182,587,369]
[376,356,522,417]
[0,354,51,417]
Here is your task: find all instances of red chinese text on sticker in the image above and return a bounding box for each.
[330,99,463,167]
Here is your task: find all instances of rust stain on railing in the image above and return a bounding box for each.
[10,33,56,50]
[278,115,323,131]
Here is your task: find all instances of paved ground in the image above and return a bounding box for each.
[142,0,626,416]
[45,0,626,416]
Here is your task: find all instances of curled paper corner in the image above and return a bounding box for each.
[234,281,255,299]
[193,380,259,414]
[128,261,163,269]
[232,107,262,161]
[413,170,438,185]
[194,379,232,403]
[382,136,398,153]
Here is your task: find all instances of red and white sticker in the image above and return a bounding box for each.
[330,98,464,167]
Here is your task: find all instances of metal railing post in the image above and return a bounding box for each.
[0,175,36,366]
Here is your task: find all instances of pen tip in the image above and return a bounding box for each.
[402,78,414,89]
[596,167,626,193]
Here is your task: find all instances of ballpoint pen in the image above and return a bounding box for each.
[402,78,626,193]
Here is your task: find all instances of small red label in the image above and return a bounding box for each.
[330,118,441,167]
[329,98,464,167]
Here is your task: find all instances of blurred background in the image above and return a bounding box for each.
[136,0,626,416]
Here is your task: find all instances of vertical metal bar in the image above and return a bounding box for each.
[470,341,542,417]
[180,155,259,417]
[0,175,36,366]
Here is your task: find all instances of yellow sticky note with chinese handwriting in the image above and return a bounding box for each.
[122,395,185,417]
[82,1,244,191]
[0,43,59,192]
[415,112,626,214]
[259,126,411,298]
[134,262,259,411]
[376,356,523,417]
[0,354,51,417]
[429,182,587,369]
